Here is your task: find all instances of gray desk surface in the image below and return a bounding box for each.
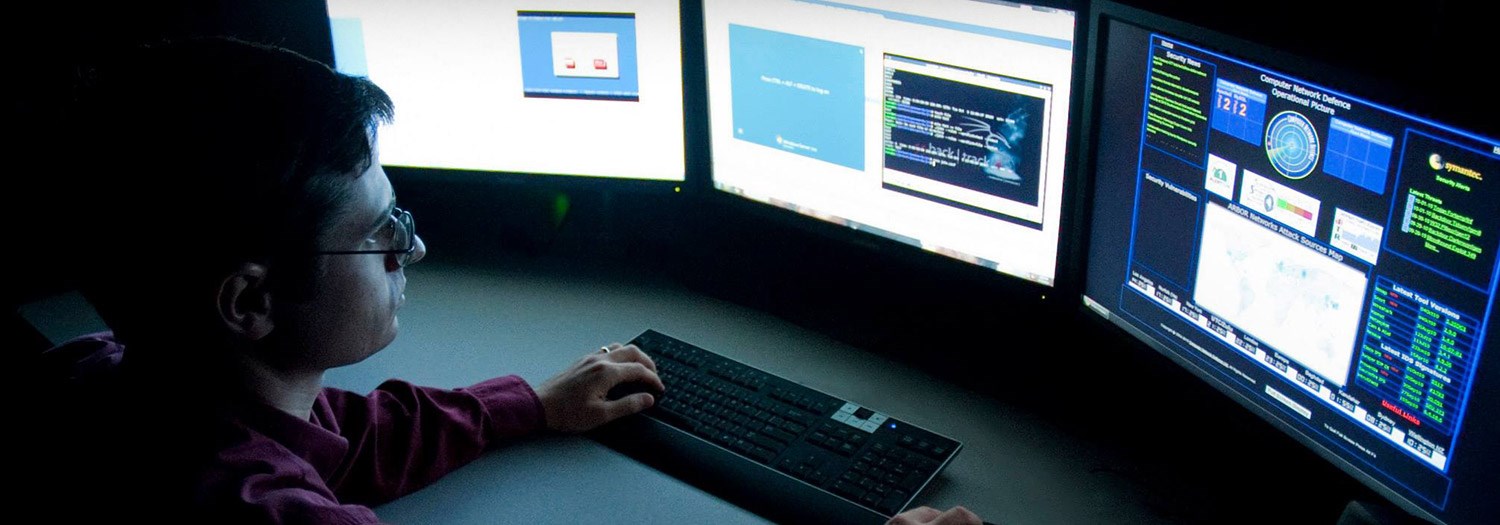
[318,258,1168,524]
[24,256,1171,524]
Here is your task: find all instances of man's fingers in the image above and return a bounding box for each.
[888,506,941,524]
[610,361,665,393]
[604,392,656,420]
[933,506,981,525]
[601,343,657,372]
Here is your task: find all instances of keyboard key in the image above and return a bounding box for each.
[793,464,814,479]
[898,472,925,492]
[749,446,776,464]
[747,431,784,451]
[654,407,698,432]
[764,426,798,444]
[877,493,908,515]
[776,459,797,474]
[831,480,865,499]
[732,439,755,455]
[797,453,825,469]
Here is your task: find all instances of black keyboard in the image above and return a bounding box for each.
[593,330,962,525]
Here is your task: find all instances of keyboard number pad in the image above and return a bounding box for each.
[832,437,945,515]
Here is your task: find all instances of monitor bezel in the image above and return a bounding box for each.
[690,0,1089,308]
[1072,2,1500,523]
[316,0,698,195]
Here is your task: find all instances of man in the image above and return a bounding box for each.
[33,37,980,525]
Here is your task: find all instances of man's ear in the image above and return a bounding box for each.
[216,262,274,341]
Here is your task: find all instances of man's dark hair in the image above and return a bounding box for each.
[61,37,394,349]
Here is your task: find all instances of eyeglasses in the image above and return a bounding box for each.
[315,207,418,267]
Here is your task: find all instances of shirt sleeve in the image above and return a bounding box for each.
[314,375,546,505]
[220,464,388,525]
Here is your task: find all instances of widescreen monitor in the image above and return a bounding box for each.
[325,0,686,184]
[1078,2,1500,523]
[702,0,1079,287]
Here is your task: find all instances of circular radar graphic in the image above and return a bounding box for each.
[1265,110,1320,179]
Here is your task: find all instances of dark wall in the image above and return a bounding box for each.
[10,1,334,309]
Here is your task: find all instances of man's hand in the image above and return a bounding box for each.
[887,505,984,525]
[534,343,664,433]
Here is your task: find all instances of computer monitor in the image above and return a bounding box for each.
[1078,1,1499,523]
[702,0,1079,288]
[324,1,685,185]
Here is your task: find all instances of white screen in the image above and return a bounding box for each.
[704,0,1076,285]
[327,0,685,181]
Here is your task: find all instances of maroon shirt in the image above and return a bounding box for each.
[31,332,546,524]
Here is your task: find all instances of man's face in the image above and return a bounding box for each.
[272,158,425,372]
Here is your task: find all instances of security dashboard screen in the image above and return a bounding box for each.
[704,0,1077,286]
[1082,19,1500,519]
[326,1,684,181]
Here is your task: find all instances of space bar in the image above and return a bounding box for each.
[651,405,699,432]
